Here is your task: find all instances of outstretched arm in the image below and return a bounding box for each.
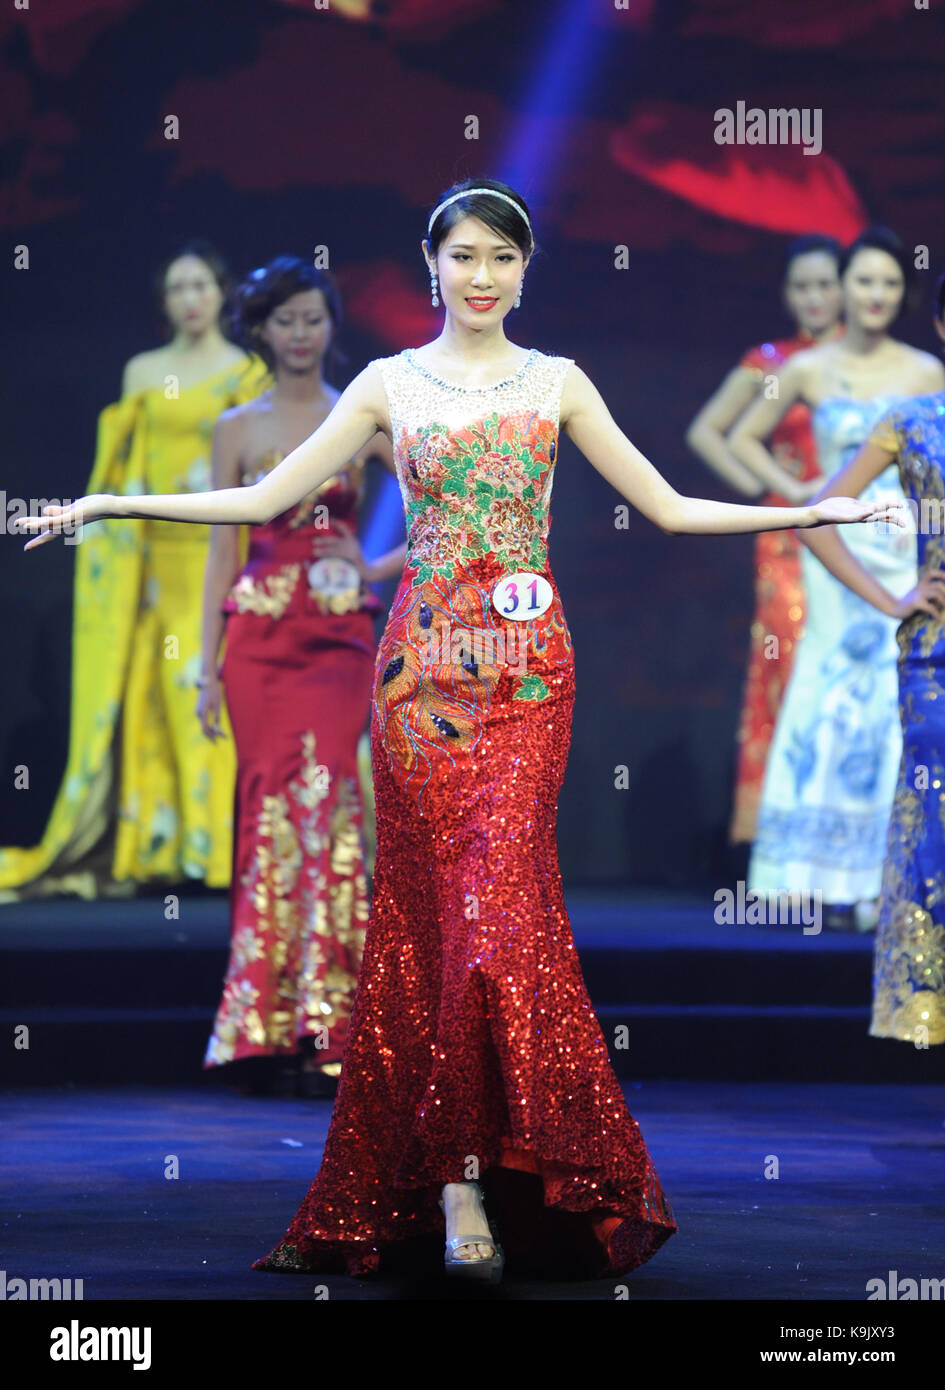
[16,363,388,548]
[560,364,893,537]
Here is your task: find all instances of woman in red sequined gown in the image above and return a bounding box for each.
[686,236,844,844]
[196,259,404,1096]
[18,181,899,1282]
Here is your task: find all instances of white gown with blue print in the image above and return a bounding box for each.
[748,395,917,904]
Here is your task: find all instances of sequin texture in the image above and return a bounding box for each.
[252,348,676,1278]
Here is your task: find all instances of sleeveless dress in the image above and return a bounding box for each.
[729,335,825,844]
[203,451,381,1073]
[253,347,676,1279]
[865,396,945,1045]
[0,356,270,900]
[748,395,917,903]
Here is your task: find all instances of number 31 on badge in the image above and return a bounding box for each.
[491,571,553,621]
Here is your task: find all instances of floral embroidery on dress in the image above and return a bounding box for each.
[398,411,557,583]
[865,395,945,1044]
[371,352,574,812]
[204,730,368,1065]
[375,576,505,784]
[225,452,376,623]
[229,564,301,619]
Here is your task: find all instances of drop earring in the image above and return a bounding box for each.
[430,271,439,308]
[514,276,524,309]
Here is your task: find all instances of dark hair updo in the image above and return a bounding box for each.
[782,233,842,278]
[229,255,346,378]
[426,177,536,264]
[837,226,913,323]
[838,226,911,284]
[153,239,234,333]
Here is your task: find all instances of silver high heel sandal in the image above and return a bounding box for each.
[438,1181,505,1282]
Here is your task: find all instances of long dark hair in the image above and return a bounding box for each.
[229,256,346,379]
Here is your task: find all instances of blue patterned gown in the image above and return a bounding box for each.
[866,394,945,1045]
[748,395,917,903]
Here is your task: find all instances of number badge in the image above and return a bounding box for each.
[490,571,553,622]
[307,557,360,595]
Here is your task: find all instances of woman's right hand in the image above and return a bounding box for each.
[888,571,945,621]
[196,674,227,742]
[13,494,117,550]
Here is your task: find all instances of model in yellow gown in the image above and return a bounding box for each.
[0,355,270,899]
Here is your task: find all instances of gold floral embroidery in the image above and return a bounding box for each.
[871,901,945,1044]
[228,564,300,619]
[208,979,266,1059]
[290,731,331,813]
[329,778,365,879]
[307,584,365,616]
[871,745,945,1045]
[231,926,266,973]
[205,729,368,1064]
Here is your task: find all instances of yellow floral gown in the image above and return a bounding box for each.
[0,356,270,900]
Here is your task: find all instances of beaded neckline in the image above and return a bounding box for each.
[403,346,538,393]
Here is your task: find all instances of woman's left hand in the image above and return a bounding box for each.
[806,497,907,529]
[309,519,375,582]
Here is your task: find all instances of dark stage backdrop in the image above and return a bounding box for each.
[2,0,943,886]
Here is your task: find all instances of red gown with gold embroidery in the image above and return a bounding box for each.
[253,349,676,1279]
[203,450,381,1075]
[728,335,823,844]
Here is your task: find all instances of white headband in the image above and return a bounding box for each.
[427,188,532,239]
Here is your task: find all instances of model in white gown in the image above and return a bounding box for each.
[748,394,916,903]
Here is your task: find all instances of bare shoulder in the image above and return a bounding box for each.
[905,345,945,390]
[345,358,393,434]
[214,399,256,435]
[211,403,252,476]
[221,341,251,368]
[759,344,818,399]
[121,347,166,395]
[780,343,820,380]
[559,361,599,426]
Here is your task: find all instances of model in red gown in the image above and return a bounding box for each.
[727,334,824,842]
[685,236,844,845]
[202,450,382,1080]
[253,346,677,1279]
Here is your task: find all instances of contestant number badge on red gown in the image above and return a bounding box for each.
[307,556,362,615]
[491,571,553,621]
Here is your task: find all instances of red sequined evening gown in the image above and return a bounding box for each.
[253,348,676,1279]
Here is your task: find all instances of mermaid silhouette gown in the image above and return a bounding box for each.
[748,395,916,903]
[253,348,676,1278]
[866,395,945,1045]
[203,450,381,1074]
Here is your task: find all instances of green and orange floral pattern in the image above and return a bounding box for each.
[374,401,572,810]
